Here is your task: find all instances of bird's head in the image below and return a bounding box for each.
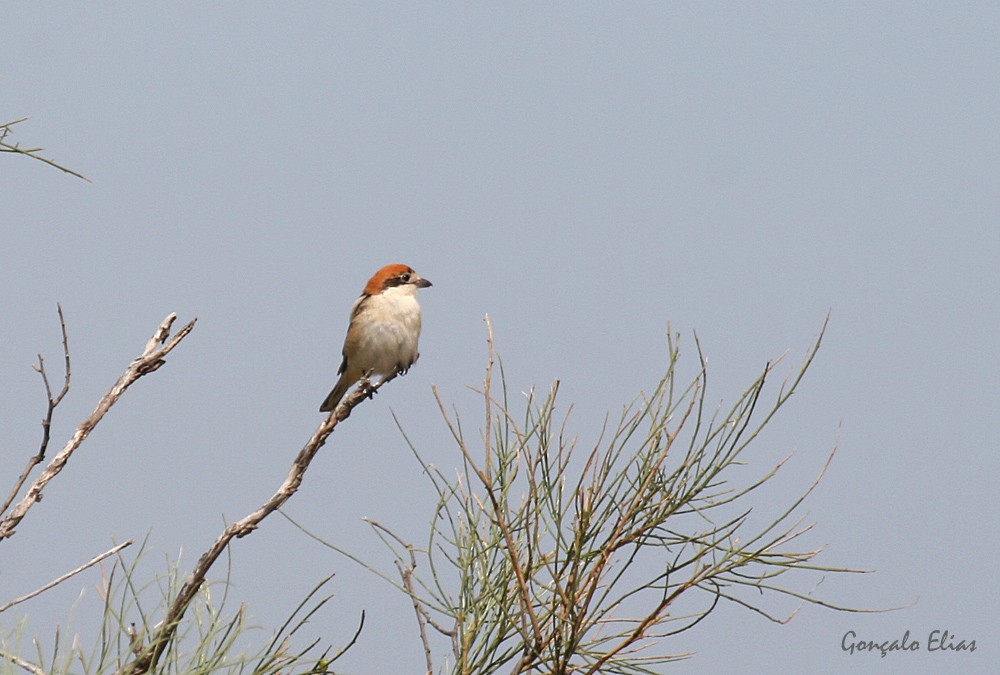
[364,264,433,296]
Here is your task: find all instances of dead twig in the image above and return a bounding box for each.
[0,313,196,542]
[0,651,47,675]
[0,540,133,613]
[1,305,72,517]
[367,519,440,675]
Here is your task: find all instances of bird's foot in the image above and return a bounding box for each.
[359,374,378,399]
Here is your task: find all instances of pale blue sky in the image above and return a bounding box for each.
[3,4,998,673]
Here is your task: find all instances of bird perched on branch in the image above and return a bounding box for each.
[319,264,432,413]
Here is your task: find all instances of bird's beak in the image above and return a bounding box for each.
[415,276,432,288]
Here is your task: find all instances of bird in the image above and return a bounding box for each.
[319,264,432,413]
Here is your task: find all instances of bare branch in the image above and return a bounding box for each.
[367,518,441,674]
[0,314,197,542]
[399,555,434,674]
[0,651,47,675]
[118,375,395,675]
[0,540,133,613]
[1,305,72,516]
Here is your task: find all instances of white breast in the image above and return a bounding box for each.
[353,288,422,375]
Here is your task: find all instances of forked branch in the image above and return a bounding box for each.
[1,305,71,517]
[0,313,196,542]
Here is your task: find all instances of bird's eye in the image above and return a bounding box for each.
[399,273,411,282]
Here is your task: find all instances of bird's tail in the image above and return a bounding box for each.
[319,376,351,413]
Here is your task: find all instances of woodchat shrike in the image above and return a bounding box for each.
[319,264,432,413]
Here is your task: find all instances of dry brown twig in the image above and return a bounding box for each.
[367,518,442,675]
[119,372,399,675]
[1,305,71,517]
[0,312,197,542]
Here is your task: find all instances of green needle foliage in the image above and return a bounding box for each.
[370,320,866,674]
[1,542,348,675]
